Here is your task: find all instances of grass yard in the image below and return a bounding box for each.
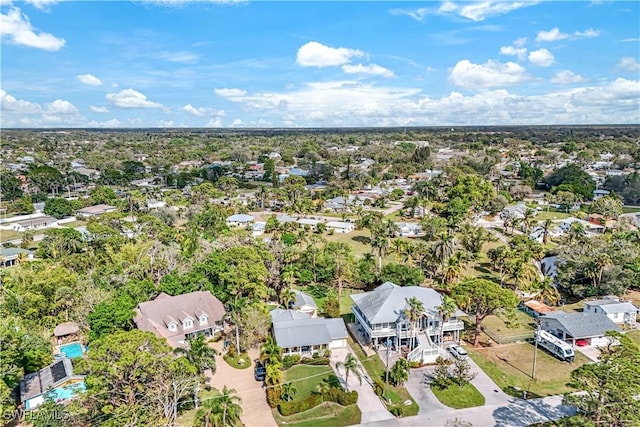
[622,206,640,214]
[431,383,485,409]
[272,402,361,427]
[479,310,536,343]
[626,330,640,347]
[283,365,336,400]
[534,211,573,221]
[176,388,218,426]
[299,287,363,316]
[468,342,591,398]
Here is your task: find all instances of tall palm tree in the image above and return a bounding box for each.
[260,336,283,366]
[175,335,218,374]
[442,252,465,287]
[265,363,283,388]
[542,219,553,244]
[404,297,425,352]
[391,239,405,262]
[279,287,297,309]
[226,296,248,354]
[370,234,389,272]
[436,296,457,346]
[533,277,561,306]
[336,353,363,392]
[433,232,457,267]
[325,242,352,302]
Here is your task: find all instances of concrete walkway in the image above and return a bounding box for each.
[330,347,395,424]
[208,345,278,427]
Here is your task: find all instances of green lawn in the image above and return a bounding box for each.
[272,402,361,427]
[283,365,336,400]
[626,330,640,347]
[622,206,640,214]
[480,310,536,343]
[431,383,485,409]
[176,389,218,426]
[534,211,572,221]
[468,343,591,398]
[298,287,362,316]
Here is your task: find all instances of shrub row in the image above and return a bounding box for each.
[281,354,331,368]
[277,388,358,416]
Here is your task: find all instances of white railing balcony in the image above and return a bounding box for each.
[442,320,465,331]
[407,346,422,361]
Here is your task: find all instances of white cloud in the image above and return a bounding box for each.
[500,45,527,60]
[513,37,527,47]
[449,59,530,89]
[457,1,540,22]
[296,41,364,67]
[24,0,59,10]
[183,104,225,116]
[214,88,247,98]
[618,38,640,43]
[341,63,395,78]
[391,1,539,23]
[0,6,66,51]
[155,51,200,63]
[0,89,42,114]
[550,70,585,84]
[575,28,600,38]
[536,27,569,42]
[46,99,79,114]
[230,119,245,127]
[90,105,109,113]
[105,89,163,109]
[528,48,554,67]
[617,57,640,72]
[77,74,102,86]
[205,117,223,127]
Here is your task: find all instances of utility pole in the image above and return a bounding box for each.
[384,338,391,402]
[532,323,540,379]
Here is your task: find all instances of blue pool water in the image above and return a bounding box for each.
[59,342,84,358]
[51,382,85,401]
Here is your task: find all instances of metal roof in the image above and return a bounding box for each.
[293,290,317,309]
[270,308,311,322]
[273,318,347,349]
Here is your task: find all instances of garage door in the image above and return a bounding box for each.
[590,337,610,347]
[329,339,346,349]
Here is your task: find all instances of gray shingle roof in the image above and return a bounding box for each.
[293,290,317,309]
[541,311,621,338]
[272,318,347,349]
[584,299,638,315]
[351,282,445,324]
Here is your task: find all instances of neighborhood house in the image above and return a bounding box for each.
[583,296,638,327]
[77,204,116,218]
[539,311,622,347]
[270,309,348,356]
[134,291,226,348]
[20,358,85,410]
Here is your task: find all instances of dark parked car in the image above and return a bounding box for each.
[254,360,266,381]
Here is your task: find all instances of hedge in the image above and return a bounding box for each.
[282,354,301,369]
[299,357,331,366]
[278,387,358,416]
[223,352,251,369]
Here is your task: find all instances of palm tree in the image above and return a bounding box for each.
[436,296,457,346]
[404,297,424,352]
[442,252,465,287]
[336,353,363,392]
[325,242,352,302]
[279,287,297,309]
[280,382,298,402]
[567,222,586,245]
[260,336,283,366]
[542,219,553,244]
[433,232,457,267]
[370,234,389,272]
[391,239,405,262]
[533,277,561,306]
[265,363,283,388]
[226,296,248,354]
[313,379,331,402]
[176,335,218,374]
[195,386,242,427]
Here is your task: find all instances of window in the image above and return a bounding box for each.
[168,322,177,332]
[199,315,208,325]
[613,313,618,319]
[183,319,193,329]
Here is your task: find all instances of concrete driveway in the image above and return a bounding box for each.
[330,347,394,424]
[208,346,278,427]
[575,344,600,362]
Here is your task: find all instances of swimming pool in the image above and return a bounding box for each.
[59,342,84,358]
[51,381,85,401]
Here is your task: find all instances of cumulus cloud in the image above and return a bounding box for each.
[77,74,102,86]
[183,104,225,116]
[1,89,42,114]
[24,0,59,10]
[449,59,530,89]
[90,105,109,113]
[205,117,223,127]
[536,27,569,42]
[550,70,585,84]
[528,48,554,67]
[500,45,527,60]
[105,89,163,109]
[296,41,365,67]
[0,6,66,50]
[341,63,395,78]
[214,88,247,98]
[46,99,79,114]
[617,57,640,72]
[575,28,600,38]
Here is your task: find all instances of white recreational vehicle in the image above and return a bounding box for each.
[535,329,575,362]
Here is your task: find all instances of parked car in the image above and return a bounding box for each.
[254,360,266,381]
[448,344,468,358]
[575,339,588,347]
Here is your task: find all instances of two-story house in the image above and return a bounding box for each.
[583,296,638,328]
[134,291,226,348]
[351,282,465,364]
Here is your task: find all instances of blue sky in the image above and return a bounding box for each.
[1,0,639,128]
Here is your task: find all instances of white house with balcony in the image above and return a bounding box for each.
[583,296,638,328]
[350,282,465,364]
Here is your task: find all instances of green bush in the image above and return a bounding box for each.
[389,406,403,417]
[278,393,322,416]
[373,378,385,397]
[267,386,282,408]
[300,357,330,366]
[282,354,301,369]
[223,352,251,369]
